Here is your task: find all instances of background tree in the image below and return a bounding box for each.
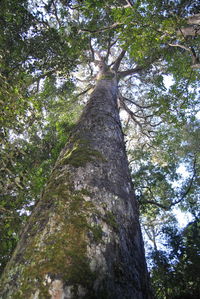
[148,218,200,299]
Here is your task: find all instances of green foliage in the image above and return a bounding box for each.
[130,115,200,298]
[150,220,200,299]
[0,86,82,274]
[0,0,87,273]
[113,0,200,78]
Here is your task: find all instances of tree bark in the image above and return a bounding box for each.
[0,71,151,298]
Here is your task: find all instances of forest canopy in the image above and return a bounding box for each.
[0,0,200,298]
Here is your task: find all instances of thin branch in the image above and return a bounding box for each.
[0,206,17,218]
[68,3,82,10]
[79,22,122,34]
[75,75,96,83]
[88,62,94,77]
[119,100,155,121]
[148,120,163,127]
[119,95,153,138]
[119,96,143,127]
[168,43,192,52]
[140,200,169,210]
[52,0,62,27]
[104,38,119,64]
[123,96,153,109]
[143,226,158,251]
[124,114,131,131]
[139,185,172,210]
[171,157,197,207]
[105,34,118,63]
[32,69,56,83]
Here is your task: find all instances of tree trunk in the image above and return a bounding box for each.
[0,72,151,298]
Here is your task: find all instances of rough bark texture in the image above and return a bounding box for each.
[0,72,151,298]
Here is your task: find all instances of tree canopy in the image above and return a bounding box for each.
[0,0,200,297]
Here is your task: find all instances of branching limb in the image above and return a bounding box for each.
[143,226,158,251]
[119,95,142,126]
[119,94,154,138]
[122,97,160,126]
[75,84,94,97]
[105,34,118,63]
[118,55,159,78]
[119,54,160,78]
[105,35,112,63]
[111,50,127,71]
[118,66,144,78]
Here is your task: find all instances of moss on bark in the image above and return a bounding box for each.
[59,138,106,168]
[2,185,104,298]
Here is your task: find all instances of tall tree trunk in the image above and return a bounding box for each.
[0,72,151,298]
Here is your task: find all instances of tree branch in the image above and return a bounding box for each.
[139,157,197,210]
[89,37,95,62]
[168,43,192,52]
[118,54,160,78]
[118,66,144,78]
[32,69,56,82]
[52,0,62,27]
[123,96,153,109]
[79,22,122,34]
[111,50,127,71]
[119,95,153,138]
[105,32,117,62]
[171,157,197,207]
[168,43,200,68]
[140,200,169,210]
[75,85,94,97]
[125,0,134,7]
